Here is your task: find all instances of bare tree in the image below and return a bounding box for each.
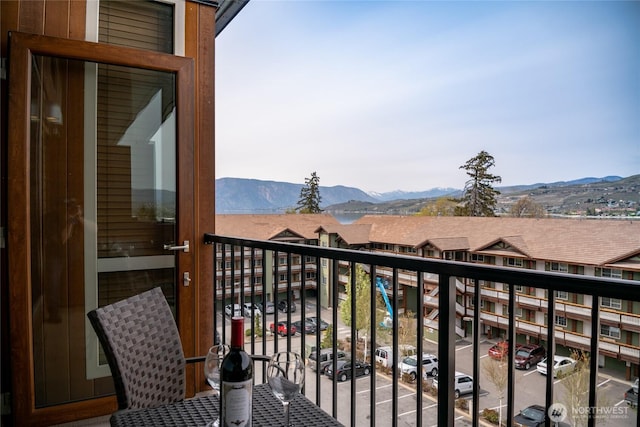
[482,356,508,426]
[416,197,458,216]
[398,310,417,350]
[510,196,546,218]
[560,350,611,427]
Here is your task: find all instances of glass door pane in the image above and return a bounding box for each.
[29,54,179,407]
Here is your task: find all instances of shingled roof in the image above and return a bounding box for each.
[215,214,340,240]
[352,216,640,267]
[213,214,640,268]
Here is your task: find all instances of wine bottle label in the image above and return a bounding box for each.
[221,379,252,427]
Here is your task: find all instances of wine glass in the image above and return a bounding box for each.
[267,352,305,427]
[204,344,229,427]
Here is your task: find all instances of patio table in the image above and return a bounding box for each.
[110,383,344,426]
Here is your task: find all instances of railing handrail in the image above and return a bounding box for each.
[205,232,640,427]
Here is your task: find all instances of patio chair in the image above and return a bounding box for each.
[87,287,200,410]
[88,287,271,410]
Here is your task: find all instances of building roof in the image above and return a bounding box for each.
[352,215,640,267]
[215,214,340,241]
[315,224,372,246]
[214,214,640,269]
[215,0,250,37]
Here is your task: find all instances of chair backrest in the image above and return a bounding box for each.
[87,287,186,410]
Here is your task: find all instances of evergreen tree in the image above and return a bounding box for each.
[296,171,322,213]
[456,150,502,216]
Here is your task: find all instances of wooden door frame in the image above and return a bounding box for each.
[7,31,195,425]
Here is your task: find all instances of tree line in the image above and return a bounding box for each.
[294,151,545,217]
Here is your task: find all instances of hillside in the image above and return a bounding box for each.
[215,175,640,217]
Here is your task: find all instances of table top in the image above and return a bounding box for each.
[110,383,344,426]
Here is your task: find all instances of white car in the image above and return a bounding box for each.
[242,302,261,318]
[433,371,473,399]
[224,303,243,317]
[400,354,438,381]
[536,355,577,378]
[374,345,416,369]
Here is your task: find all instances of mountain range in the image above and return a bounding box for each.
[215,175,637,215]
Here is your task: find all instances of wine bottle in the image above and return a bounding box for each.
[220,316,253,427]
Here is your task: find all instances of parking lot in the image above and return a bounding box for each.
[219,299,638,426]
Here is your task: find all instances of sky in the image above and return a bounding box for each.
[215,0,640,193]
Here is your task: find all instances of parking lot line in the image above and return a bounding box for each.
[456,343,473,351]
[598,378,611,387]
[523,369,538,377]
[398,402,438,419]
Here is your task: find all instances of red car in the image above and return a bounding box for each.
[514,344,546,370]
[488,341,522,360]
[270,321,297,336]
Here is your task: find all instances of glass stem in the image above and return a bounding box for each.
[283,401,291,426]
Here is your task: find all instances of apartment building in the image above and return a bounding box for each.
[214,214,341,307]
[220,214,640,380]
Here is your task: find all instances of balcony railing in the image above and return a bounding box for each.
[204,233,640,427]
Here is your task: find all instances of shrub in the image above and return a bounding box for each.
[455,398,469,411]
[401,372,414,383]
[482,408,499,424]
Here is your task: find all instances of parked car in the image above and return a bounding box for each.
[624,388,638,408]
[257,301,275,314]
[514,404,547,427]
[292,319,316,335]
[308,348,347,372]
[488,340,522,360]
[433,371,473,399]
[269,321,296,336]
[514,404,571,427]
[325,360,371,382]
[374,345,416,369]
[536,355,577,377]
[514,344,546,370]
[277,300,296,313]
[224,303,243,317]
[400,354,438,381]
[242,302,261,318]
[307,316,329,331]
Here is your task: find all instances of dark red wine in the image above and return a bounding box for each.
[220,316,253,427]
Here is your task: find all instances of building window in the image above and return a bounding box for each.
[279,257,287,265]
[469,297,485,309]
[305,256,316,263]
[514,285,525,293]
[600,297,622,310]
[516,307,523,318]
[253,259,262,267]
[600,324,621,339]
[555,291,568,300]
[548,262,569,273]
[279,274,287,282]
[306,272,316,280]
[555,315,567,327]
[506,257,523,267]
[599,268,622,279]
[472,254,485,262]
